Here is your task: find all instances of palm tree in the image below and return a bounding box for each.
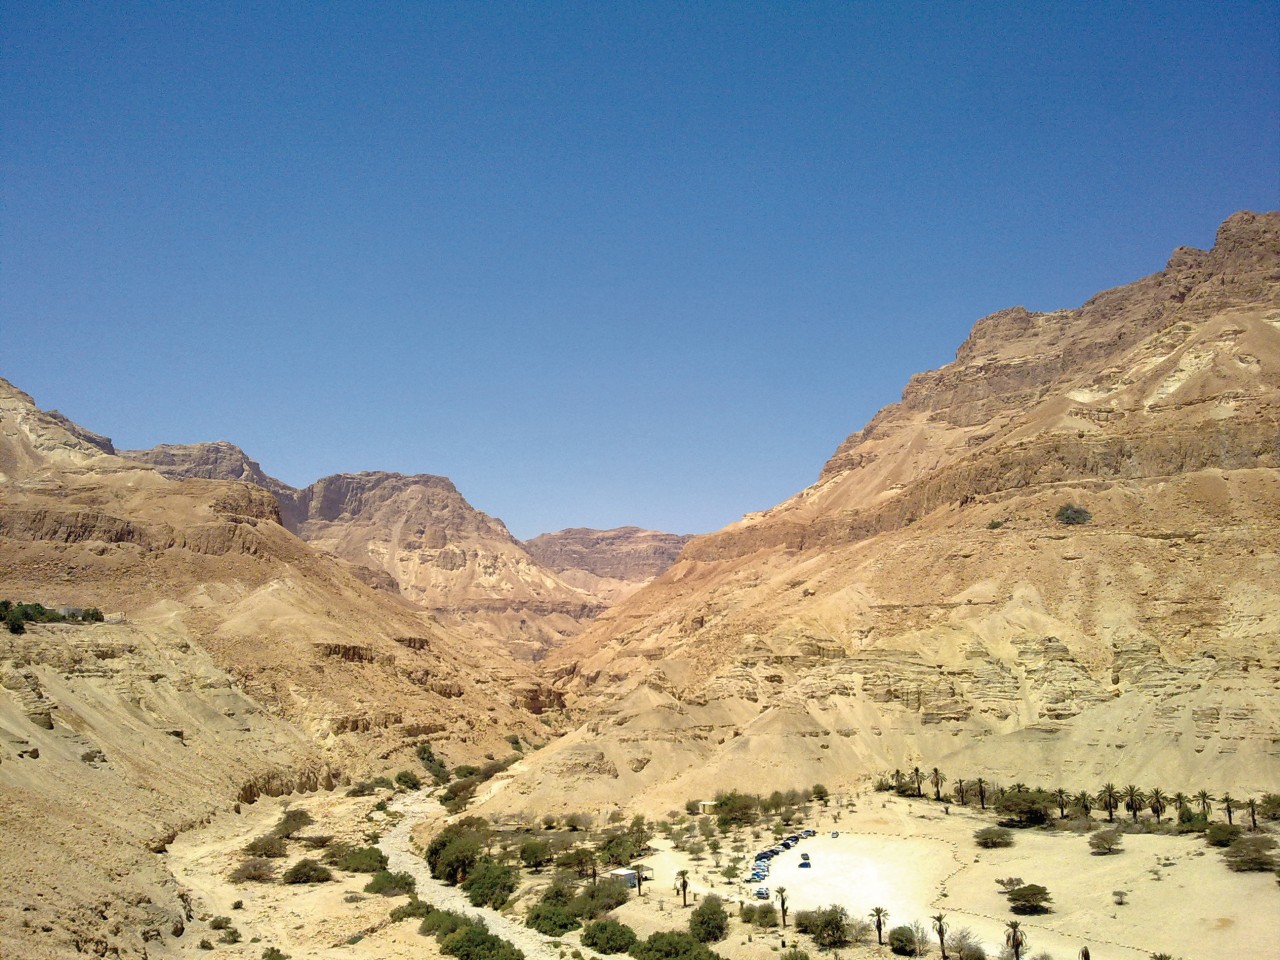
[1053,788,1070,819]
[1246,797,1259,831]
[1005,919,1027,960]
[930,767,947,802]
[1148,787,1169,822]
[1122,784,1146,822]
[775,886,788,927]
[1220,794,1236,825]
[976,777,987,810]
[911,765,925,797]
[1074,790,1093,819]
[1098,783,1120,823]
[1172,791,1190,821]
[932,913,949,960]
[1195,790,1214,818]
[676,869,689,908]
[892,769,905,792]
[1011,782,1029,794]
[953,779,967,805]
[870,907,888,946]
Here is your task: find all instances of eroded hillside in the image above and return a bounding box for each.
[482,211,1280,818]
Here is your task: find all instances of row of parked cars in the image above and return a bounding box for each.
[748,828,832,898]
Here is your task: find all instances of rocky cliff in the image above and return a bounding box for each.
[483,211,1280,817]
[523,527,694,604]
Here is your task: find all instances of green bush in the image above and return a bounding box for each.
[750,903,778,927]
[1223,835,1278,872]
[780,951,810,960]
[629,930,722,960]
[568,877,630,919]
[262,948,290,960]
[689,895,728,943]
[1055,503,1091,525]
[417,742,451,784]
[346,781,375,797]
[244,835,287,858]
[395,769,422,791]
[282,859,332,884]
[520,838,552,870]
[210,916,232,930]
[1206,822,1243,847]
[364,870,417,896]
[333,846,388,873]
[888,924,920,956]
[420,909,469,938]
[390,899,435,922]
[219,927,242,944]
[974,826,1014,848]
[231,857,277,882]
[807,904,851,949]
[461,858,518,908]
[371,776,394,790]
[273,810,314,839]
[425,818,489,883]
[440,923,524,960]
[525,902,579,936]
[581,919,638,954]
[1007,883,1052,914]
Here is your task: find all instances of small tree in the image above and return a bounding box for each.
[1088,828,1123,855]
[282,859,332,884]
[688,894,728,943]
[1055,503,1091,525]
[581,919,637,954]
[1006,884,1052,915]
[520,838,552,871]
[974,826,1014,848]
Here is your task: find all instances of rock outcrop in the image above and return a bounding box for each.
[523,527,693,603]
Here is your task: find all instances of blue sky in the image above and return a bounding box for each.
[4,2,1278,538]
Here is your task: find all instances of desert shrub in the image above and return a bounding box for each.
[295,834,333,849]
[364,870,416,896]
[526,902,579,936]
[974,826,1014,848]
[273,810,314,839]
[689,895,728,943]
[426,818,489,883]
[244,835,287,858]
[806,904,851,949]
[888,924,921,956]
[793,910,819,934]
[751,903,778,927]
[439,923,525,960]
[262,948,290,960]
[1223,835,1279,871]
[231,858,277,883]
[395,769,422,790]
[462,858,518,908]
[995,789,1054,825]
[629,930,722,960]
[420,909,469,938]
[569,877,630,919]
[986,519,1005,529]
[231,900,243,910]
[346,781,375,797]
[390,899,435,922]
[454,764,481,779]
[371,776,394,790]
[1055,503,1091,525]
[565,812,592,831]
[198,939,213,949]
[333,846,388,873]
[282,859,332,884]
[219,927,242,944]
[520,838,552,870]
[1089,828,1124,855]
[210,916,232,930]
[1007,883,1052,914]
[417,743,451,784]
[1206,823,1242,847]
[946,927,987,960]
[581,919,638,954]
[847,918,873,944]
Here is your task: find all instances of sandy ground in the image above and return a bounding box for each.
[159,786,1276,960]
[625,794,1277,960]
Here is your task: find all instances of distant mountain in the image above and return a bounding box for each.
[523,526,693,604]
[483,211,1280,817]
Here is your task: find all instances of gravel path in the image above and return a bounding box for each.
[380,793,605,960]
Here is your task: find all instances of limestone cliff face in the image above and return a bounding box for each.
[485,212,1280,817]
[121,449,610,658]
[523,527,693,604]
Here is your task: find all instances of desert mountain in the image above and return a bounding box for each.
[0,379,552,957]
[523,526,694,604]
[482,211,1280,817]
[121,449,611,659]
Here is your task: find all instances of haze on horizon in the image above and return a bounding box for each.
[3,2,1277,539]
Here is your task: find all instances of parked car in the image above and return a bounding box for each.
[755,887,770,899]
[802,829,817,837]
[831,831,839,838]
[799,860,812,869]
[800,853,809,861]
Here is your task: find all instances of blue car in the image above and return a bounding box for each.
[799,861,812,869]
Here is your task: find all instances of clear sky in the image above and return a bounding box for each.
[4,2,1278,539]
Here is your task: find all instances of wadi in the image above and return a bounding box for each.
[2,211,1277,960]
